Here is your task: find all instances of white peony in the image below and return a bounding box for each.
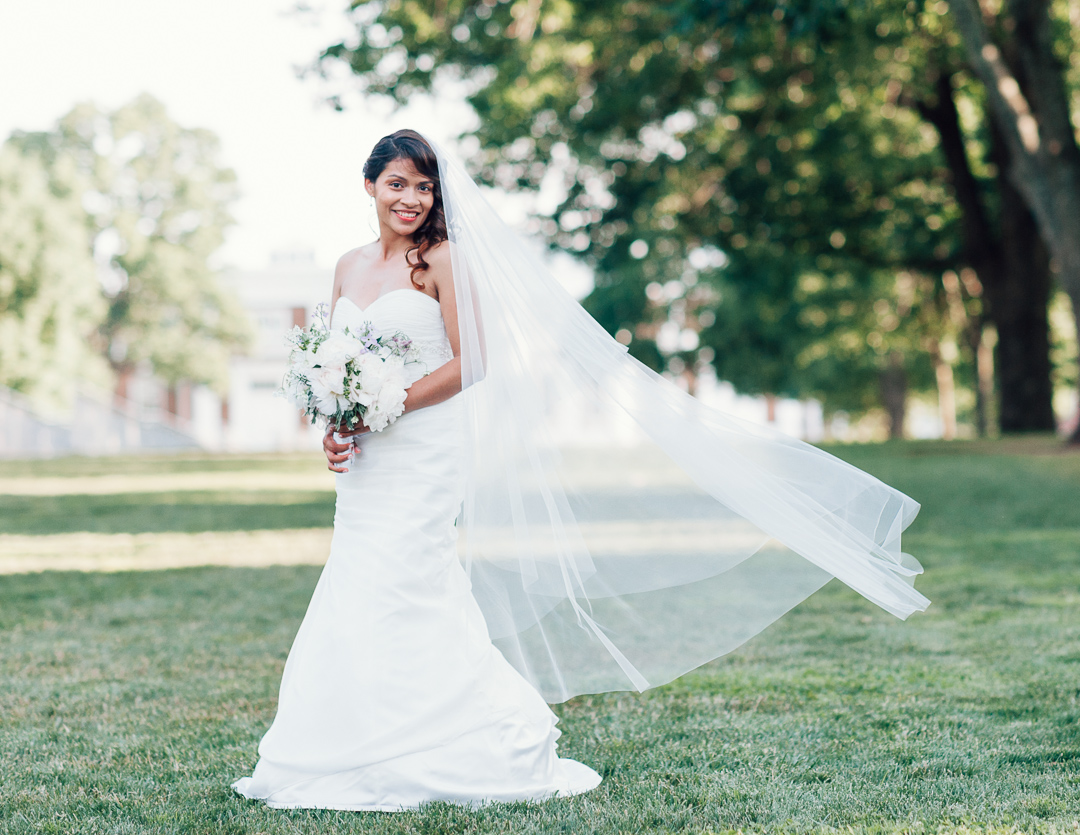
[314,332,364,368]
[363,368,408,431]
[308,363,349,415]
[348,353,383,408]
[379,377,408,413]
[346,375,374,410]
[279,315,417,431]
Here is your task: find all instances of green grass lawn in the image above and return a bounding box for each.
[1,439,1078,834]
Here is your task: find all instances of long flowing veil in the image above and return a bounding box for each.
[428,133,929,704]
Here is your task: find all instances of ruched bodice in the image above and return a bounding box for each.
[331,291,453,384]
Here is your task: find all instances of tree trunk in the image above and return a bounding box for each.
[113,365,133,409]
[682,368,698,397]
[987,171,1056,431]
[879,353,907,440]
[974,323,997,437]
[916,68,1056,433]
[931,341,958,440]
[949,0,1080,440]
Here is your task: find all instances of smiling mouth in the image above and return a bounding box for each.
[392,209,420,222]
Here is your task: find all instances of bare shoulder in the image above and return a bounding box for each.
[425,240,456,279]
[424,239,454,268]
[333,245,377,299]
[424,240,457,298]
[335,244,374,276]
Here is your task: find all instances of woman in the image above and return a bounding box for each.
[233,130,928,811]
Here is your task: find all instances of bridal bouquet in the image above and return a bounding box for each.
[280,303,423,432]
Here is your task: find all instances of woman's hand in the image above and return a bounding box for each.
[323,423,367,473]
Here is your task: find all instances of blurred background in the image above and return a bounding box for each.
[1,0,1078,457]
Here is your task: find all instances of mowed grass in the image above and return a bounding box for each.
[0,452,334,536]
[1,440,1078,834]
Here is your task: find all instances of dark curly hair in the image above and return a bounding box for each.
[362,129,448,289]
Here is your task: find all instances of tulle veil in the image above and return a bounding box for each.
[424,132,928,704]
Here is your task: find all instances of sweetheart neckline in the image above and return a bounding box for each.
[335,289,440,319]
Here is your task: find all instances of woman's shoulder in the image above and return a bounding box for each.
[423,240,456,298]
[333,243,377,286]
[336,243,377,269]
[422,239,455,275]
[424,238,453,261]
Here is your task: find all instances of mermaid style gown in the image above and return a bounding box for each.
[232,290,601,811]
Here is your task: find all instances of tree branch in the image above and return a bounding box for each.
[914,71,1000,270]
[1008,0,1077,154]
[948,0,1041,155]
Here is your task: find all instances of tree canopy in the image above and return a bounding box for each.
[316,0,1079,437]
[0,143,106,409]
[7,94,250,402]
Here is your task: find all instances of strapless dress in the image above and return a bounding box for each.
[232,289,601,811]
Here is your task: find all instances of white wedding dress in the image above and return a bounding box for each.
[232,290,602,812]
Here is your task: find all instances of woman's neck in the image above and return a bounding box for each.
[376,228,415,261]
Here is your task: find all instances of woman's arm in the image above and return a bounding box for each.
[402,356,462,412]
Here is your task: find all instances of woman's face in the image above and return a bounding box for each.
[366,158,435,239]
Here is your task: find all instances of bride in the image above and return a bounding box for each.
[233,129,929,811]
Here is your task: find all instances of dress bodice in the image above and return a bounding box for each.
[331,290,453,383]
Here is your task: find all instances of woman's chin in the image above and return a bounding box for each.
[389,220,422,237]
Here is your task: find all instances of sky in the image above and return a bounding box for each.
[0,0,509,274]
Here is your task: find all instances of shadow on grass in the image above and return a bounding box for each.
[0,452,320,480]
[0,490,336,535]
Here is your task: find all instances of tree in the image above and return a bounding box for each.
[315,0,1065,435]
[906,23,1056,434]
[945,0,1080,440]
[13,94,251,401]
[0,141,107,409]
